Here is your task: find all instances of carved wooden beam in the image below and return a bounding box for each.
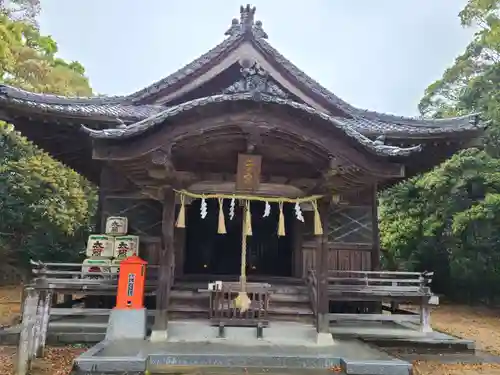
[151,146,174,172]
[238,123,264,153]
[92,112,408,187]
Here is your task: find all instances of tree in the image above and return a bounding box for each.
[380,0,500,302]
[0,12,91,95]
[0,12,96,281]
[0,0,40,25]
[380,149,500,301]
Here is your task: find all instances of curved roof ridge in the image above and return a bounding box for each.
[0,81,484,137]
[81,92,422,158]
[0,84,127,105]
[0,27,481,130]
[253,38,480,128]
[0,33,243,106]
[126,34,243,103]
[0,5,485,132]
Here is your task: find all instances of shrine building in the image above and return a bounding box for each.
[0,5,485,340]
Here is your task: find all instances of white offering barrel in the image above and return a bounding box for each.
[113,235,140,260]
[86,234,114,258]
[105,216,128,236]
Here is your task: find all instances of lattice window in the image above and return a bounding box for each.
[328,206,373,244]
[102,198,162,237]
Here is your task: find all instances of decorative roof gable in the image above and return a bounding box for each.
[0,4,487,139]
[222,62,288,99]
[224,4,268,39]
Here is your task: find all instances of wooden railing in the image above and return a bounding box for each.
[30,261,160,294]
[304,268,436,332]
[207,282,271,338]
[326,270,433,298]
[325,270,435,332]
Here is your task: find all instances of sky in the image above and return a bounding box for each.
[38,0,474,116]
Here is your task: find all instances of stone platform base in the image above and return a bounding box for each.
[162,320,335,347]
[74,336,412,375]
[105,308,147,341]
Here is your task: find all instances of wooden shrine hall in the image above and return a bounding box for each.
[0,5,485,341]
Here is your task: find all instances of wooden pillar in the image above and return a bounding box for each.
[316,197,332,334]
[96,188,105,233]
[151,187,176,341]
[371,184,380,271]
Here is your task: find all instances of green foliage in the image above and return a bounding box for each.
[380,149,500,301]
[0,12,92,96]
[381,0,500,302]
[0,9,96,279]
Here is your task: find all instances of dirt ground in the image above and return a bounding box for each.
[0,286,87,375]
[412,304,500,375]
[2,287,500,374]
[0,286,21,328]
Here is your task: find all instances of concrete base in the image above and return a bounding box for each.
[105,308,146,341]
[316,332,335,346]
[74,337,410,374]
[149,329,168,343]
[341,358,412,375]
[164,320,335,347]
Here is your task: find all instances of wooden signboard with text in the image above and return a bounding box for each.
[236,154,262,192]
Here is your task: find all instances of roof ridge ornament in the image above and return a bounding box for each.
[225,4,268,39]
[222,61,288,98]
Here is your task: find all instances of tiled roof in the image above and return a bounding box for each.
[337,116,483,136]
[0,85,165,121]
[252,37,481,129]
[125,34,243,103]
[80,92,422,158]
[0,83,483,137]
[0,5,486,137]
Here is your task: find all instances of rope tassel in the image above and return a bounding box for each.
[175,194,186,228]
[277,202,286,236]
[245,200,252,236]
[235,200,251,312]
[312,200,323,236]
[217,198,227,234]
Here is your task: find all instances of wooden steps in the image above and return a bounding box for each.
[168,279,315,324]
[268,285,315,324]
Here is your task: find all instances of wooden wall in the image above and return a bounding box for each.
[97,164,380,279]
[301,243,372,277]
[298,186,379,278]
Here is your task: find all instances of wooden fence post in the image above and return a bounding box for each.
[16,287,39,375]
[38,290,52,357]
[32,290,45,358]
[33,290,52,357]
